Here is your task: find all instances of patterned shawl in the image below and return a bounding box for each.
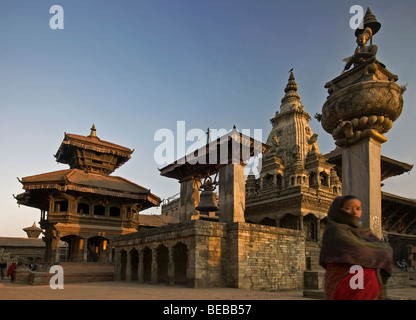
[319,196,393,275]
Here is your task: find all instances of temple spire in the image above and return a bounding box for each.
[284,69,298,93]
[281,69,300,103]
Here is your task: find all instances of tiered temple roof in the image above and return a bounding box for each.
[16,125,160,211]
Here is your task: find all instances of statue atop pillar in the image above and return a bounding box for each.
[321,7,404,147]
[342,27,377,74]
[342,7,380,74]
[320,7,407,238]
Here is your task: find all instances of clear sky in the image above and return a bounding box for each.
[1,0,415,237]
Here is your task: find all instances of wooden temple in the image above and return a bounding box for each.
[15,125,160,264]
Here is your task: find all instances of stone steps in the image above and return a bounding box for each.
[16,262,115,285]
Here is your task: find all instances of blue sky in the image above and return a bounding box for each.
[0,0,415,237]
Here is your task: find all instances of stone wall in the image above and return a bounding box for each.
[113,220,306,291]
[305,242,323,271]
[226,223,305,291]
[112,220,225,288]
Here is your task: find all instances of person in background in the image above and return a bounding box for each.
[0,259,7,280]
[319,195,393,300]
[7,261,17,282]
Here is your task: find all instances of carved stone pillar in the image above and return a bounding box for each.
[83,238,88,262]
[151,249,158,284]
[342,137,382,238]
[219,163,246,223]
[138,250,144,283]
[179,177,201,222]
[168,247,175,286]
[54,238,61,264]
[321,23,404,239]
[107,240,112,263]
[126,249,132,281]
[114,250,122,281]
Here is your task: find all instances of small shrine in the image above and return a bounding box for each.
[23,222,43,239]
[159,127,270,223]
[15,125,160,264]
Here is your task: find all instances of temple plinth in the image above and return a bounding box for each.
[321,8,405,238]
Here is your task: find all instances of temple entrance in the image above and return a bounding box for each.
[61,235,84,262]
[87,236,108,262]
[173,242,188,284]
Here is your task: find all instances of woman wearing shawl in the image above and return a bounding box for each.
[319,195,393,300]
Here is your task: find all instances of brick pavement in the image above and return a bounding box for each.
[0,279,414,300]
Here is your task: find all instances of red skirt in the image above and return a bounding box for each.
[325,263,382,300]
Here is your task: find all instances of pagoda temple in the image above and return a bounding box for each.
[15,125,160,264]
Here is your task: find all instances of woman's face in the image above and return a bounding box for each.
[342,198,362,220]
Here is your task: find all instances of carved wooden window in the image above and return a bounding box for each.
[319,172,329,186]
[94,204,105,216]
[110,206,121,217]
[54,200,68,212]
[309,172,318,186]
[77,203,90,214]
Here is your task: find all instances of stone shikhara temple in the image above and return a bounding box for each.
[15,8,415,290]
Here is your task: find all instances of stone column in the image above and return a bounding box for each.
[298,215,304,232]
[75,238,84,262]
[83,238,88,262]
[53,236,61,264]
[151,249,158,284]
[138,250,144,283]
[219,163,246,223]
[321,52,403,240]
[179,177,201,222]
[168,248,175,286]
[342,137,382,238]
[114,250,121,281]
[126,249,132,281]
[107,240,112,263]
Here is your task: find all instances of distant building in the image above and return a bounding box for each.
[0,222,46,266]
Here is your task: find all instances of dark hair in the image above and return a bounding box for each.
[340,195,360,207]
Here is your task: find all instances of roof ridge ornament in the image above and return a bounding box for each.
[89,124,99,140]
[355,7,381,37]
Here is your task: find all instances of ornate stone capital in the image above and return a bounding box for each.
[321,62,404,147]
